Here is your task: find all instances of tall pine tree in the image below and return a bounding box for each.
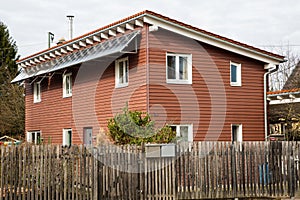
[0,21,24,137]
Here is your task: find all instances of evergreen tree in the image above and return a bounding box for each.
[0,21,24,137]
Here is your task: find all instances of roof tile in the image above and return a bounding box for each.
[267,88,300,95]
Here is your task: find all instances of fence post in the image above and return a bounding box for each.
[231,142,237,197]
[290,142,296,199]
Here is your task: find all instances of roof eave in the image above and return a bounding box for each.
[143,13,284,64]
[17,10,284,68]
[268,91,300,97]
[17,12,147,66]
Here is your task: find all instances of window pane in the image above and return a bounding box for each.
[36,84,39,99]
[34,83,41,102]
[180,126,189,141]
[119,62,124,83]
[232,125,242,142]
[32,132,36,143]
[66,76,70,94]
[232,125,238,142]
[68,130,72,146]
[179,56,188,80]
[63,74,72,97]
[170,126,177,133]
[63,129,72,146]
[37,84,40,99]
[69,75,72,94]
[125,60,128,83]
[27,132,32,142]
[231,64,237,83]
[167,56,176,79]
[36,132,41,144]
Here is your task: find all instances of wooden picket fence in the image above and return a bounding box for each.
[176,142,300,199]
[0,141,300,199]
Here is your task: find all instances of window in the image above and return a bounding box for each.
[63,128,72,146]
[115,57,129,88]
[171,124,193,142]
[230,62,241,86]
[63,73,72,97]
[166,53,192,84]
[232,124,242,142]
[27,131,41,144]
[83,127,93,145]
[33,82,41,103]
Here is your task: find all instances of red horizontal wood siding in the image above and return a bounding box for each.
[25,67,78,144]
[25,28,148,144]
[148,28,265,141]
[25,25,266,144]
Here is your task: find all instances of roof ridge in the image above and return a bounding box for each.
[18,10,284,63]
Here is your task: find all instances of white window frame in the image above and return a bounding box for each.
[231,124,243,142]
[115,57,129,88]
[33,82,41,103]
[230,61,242,86]
[166,53,192,84]
[27,131,41,144]
[171,124,193,142]
[83,127,93,146]
[63,128,72,146]
[63,73,72,98]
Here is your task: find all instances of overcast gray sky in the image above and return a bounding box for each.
[1,0,300,58]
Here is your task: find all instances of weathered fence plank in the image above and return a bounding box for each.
[1,142,300,199]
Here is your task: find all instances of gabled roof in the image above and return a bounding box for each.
[282,61,300,90]
[267,61,300,96]
[17,10,284,70]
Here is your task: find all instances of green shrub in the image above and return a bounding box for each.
[108,106,176,145]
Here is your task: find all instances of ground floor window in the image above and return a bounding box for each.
[232,124,243,142]
[27,131,41,144]
[83,127,93,145]
[170,124,193,142]
[63,128,72,146]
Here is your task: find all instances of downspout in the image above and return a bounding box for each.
[146,24,150,113]
[264,64,278,141]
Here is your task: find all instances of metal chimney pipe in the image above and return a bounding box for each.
[66,15,74,40]
[48,32,54,48]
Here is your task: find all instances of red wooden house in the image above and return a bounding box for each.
[12,11,284,145]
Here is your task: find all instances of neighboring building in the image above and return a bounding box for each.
[268,62,300,140]
[12,10,284,145]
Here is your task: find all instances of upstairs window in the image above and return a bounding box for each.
[166,53,192,84]
[33,82,41,103]
[115,57,129,88]
[230,62,241,86]
[63,73,72,97]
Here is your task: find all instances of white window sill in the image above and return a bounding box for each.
[230,82,242,87]
[167,80,192,85]
[115,83,129,88]
[63,94,72,98]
